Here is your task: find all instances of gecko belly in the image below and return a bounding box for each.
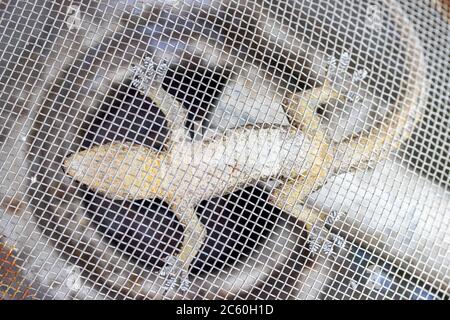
[64,127,317,203]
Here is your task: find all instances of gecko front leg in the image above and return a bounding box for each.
[130,62,208,293]
[158,199,206,294]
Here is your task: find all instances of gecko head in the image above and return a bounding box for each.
[63,142,166,200]
[63,148,93,179]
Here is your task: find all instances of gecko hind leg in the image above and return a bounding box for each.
[273,176,345,259]
[159,202,207,294]
[277,52,363,259]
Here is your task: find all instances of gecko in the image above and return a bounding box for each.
[63,52,421,295]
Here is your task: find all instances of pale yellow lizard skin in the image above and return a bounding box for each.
[63,51,425,295]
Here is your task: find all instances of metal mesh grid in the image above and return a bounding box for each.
[0,0,448,300]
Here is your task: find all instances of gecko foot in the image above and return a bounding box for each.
[159,255,191,293]
[158,204,206,295]
[307,210,346,258]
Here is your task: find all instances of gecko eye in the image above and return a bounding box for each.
[315,103,326,117]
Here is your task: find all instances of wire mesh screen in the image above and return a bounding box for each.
[0,0,448,300]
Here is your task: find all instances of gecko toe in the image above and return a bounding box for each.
[307,210,346,258]
[159,255,191,294]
